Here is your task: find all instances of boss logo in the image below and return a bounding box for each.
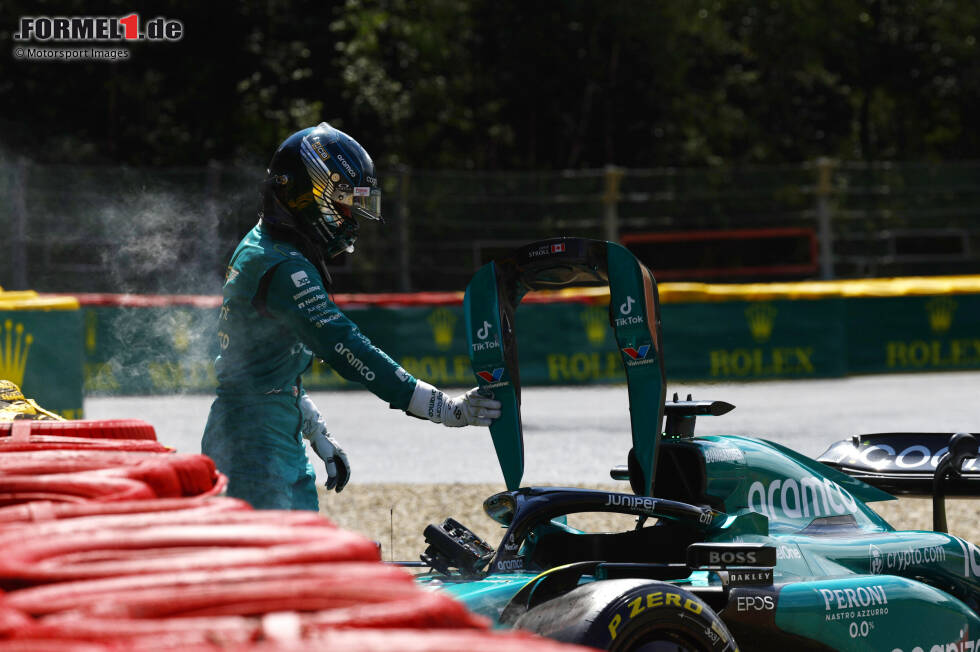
[709,551,758,565]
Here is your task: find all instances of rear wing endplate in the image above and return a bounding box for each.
[818,432,980,496]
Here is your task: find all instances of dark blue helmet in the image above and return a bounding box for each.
[262,122,381,258]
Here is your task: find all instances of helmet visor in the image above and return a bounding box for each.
[333,185,382,222]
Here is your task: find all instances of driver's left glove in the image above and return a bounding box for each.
[299,393,350,492]
[407,380,502,427]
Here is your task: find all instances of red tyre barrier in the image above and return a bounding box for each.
[0,473,157,507]
[0,523,379,589]
[0,419,157,441]
[0,642,111,652]
[0,496,249,525]
[4,562,411,616]
[71,579,475,621]
[298,629,595,652]
[0,506,328,548]
[0,452,224,498]
[0,450,165,474]
[14,592,488,645]
[12,614,259,646]
[96,456,220,498]
[303,588,489,630]
[0,434,170,453]
[0,605,32,637]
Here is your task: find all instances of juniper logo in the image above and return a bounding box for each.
[580,306,607,345]
[745,303,777,343]
[427,308,457,350]
[0,320,33,386]
[926,296,956,333]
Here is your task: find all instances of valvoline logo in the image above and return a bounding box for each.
[477,368,504,383]
[622,345,650,360]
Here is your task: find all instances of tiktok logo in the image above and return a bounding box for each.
[477,320,491,340]
[620,296,635,315]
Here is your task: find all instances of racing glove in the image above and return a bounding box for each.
[299,393,350,492]
[407,380,502,427]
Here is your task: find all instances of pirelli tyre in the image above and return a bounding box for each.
[513,578,737,652]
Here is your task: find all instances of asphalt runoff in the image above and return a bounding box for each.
[83,370,980,486]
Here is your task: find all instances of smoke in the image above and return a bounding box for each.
[81,166,259,397]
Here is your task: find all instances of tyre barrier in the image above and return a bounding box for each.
[0,505,326,547]
[0,496,250,525]
[3,562,414,616]
[0,420,157,441]
[260,628,597,652]
[0,473,157,507]
[0,450,171,474]
[7,622,592,652]
[0,434,170,453]
[0,523,380,589]
[0,641,111,652]
[0,454,225,499]
[0,423,588,652]
[302,588,489,630]
[9,614,259,646]
[86,579,480,622]
[0,608,30,638]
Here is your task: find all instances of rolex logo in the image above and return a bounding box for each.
[745,303,777,343]
[85,310,98,354]
[427,307,457,350]
[926,297,956,333]
[171,310,193,353]
[0,319,33,386]
[580,306,608,345]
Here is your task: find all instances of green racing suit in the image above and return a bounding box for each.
[202,222,417,510]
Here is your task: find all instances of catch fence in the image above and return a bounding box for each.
[2,158,980,294]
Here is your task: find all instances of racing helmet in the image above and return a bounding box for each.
[262,122,382,258]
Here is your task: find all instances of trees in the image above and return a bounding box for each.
[1,0,978,167]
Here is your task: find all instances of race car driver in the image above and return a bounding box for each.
[202,122,501,511]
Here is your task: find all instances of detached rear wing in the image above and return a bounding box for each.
[818,432,980,496]
[464,237,666,495]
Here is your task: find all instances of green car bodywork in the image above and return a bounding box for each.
[413,238,980,652]
[417,432,980,651]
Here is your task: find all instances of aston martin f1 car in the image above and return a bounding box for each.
[410,237,980,652]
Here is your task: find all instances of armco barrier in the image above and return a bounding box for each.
[0,290,82,417]
[64,275,980,395]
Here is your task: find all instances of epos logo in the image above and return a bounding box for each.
[476,368,504,383]
[622,345,650,360]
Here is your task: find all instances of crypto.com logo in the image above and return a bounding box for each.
[14,14,183,42]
